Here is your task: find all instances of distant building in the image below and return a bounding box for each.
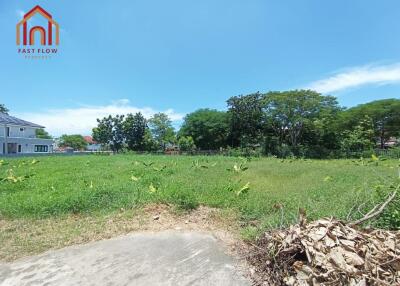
[52,138,70,153]
[0,113,53,154]
[165,144,180,155]
[83,136,102,152]
[383,137,399,149]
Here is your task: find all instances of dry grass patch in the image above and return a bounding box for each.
[0,204,240,262]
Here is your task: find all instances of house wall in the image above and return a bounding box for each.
[0,123,55,154]
[0,137,53,154]
[87,144,102,151]
[0,126,36,138]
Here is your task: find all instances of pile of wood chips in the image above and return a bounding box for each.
[248,218,400,285]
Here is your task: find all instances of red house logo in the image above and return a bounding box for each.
[16,5,59,46]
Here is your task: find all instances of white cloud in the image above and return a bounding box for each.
[306,63,400,94]
[15,99,185,137]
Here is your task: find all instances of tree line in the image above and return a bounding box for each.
[2,89,399,158]
[92,90,400,158]
[92,112,182,153]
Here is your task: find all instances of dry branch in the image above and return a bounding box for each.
[351,185,399,226]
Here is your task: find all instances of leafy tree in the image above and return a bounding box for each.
[227,93,264,147]
[143,128,159,152]
[299,99,343,156]
[0,104,9,114]
[340,99,400,148]
[59,134,87,150]
[111,115,125,152]
[341,116,375,154]
[148,113,175,150]
[178,136,196,151]
[123,112,147,151]
[93,115,125,153]
[35,128,52,139]
[93,116,113,148]
[179,109,229,150]
[263,90,340,149]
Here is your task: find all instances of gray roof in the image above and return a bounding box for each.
[0,113,45,128]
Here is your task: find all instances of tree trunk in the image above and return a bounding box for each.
[380,126,385,149]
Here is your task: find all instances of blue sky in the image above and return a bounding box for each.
[1,0,400,135]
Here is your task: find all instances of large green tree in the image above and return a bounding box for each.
[341,116,375,154]
[143,128,159,152]
[93,116,113,148]
[93,115,125,152]
[263,90,340,148]
[340,99,400,148]
[148,113,175,150]
[59,134,87,150]
[177,136,196,151]
[0,104,9,114]
[111,115,125,152]
[179,109,229,150]
[123,112,147,151]
[227,93,264,147]
[35,128,52,139]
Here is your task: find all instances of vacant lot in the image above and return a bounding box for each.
[0,155,397,260]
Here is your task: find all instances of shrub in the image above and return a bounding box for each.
[171,191,199,211]
[178,136,196,151]
[225,147,262,157]
[374,183,400,230]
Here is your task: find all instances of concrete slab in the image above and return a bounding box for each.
[0,231,250,286]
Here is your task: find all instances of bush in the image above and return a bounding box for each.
[275,144,294,158]
[170,191,199,211]
[374,183,400,230]
[225,147,262,157]
[178,136,196,151]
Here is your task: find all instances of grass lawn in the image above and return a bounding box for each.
[0,154,398,260]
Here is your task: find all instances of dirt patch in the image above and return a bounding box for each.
[0,204,243,262]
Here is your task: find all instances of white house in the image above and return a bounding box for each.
[0,113,53,154]
[83,136,102,152]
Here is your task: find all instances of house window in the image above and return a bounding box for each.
[34,145,48,152]
[18,145,22,153]
[20,127,25,132]
[6,127,10,137]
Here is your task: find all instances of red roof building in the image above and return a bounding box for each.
[83,136,97,145]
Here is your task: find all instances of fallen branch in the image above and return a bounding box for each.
[351,185,399,226]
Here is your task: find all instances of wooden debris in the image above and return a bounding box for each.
[248,219,400,285]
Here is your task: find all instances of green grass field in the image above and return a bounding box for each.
[0,155,397,227]
[1,154,399,260]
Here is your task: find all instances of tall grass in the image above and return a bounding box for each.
[0,155,398,230]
